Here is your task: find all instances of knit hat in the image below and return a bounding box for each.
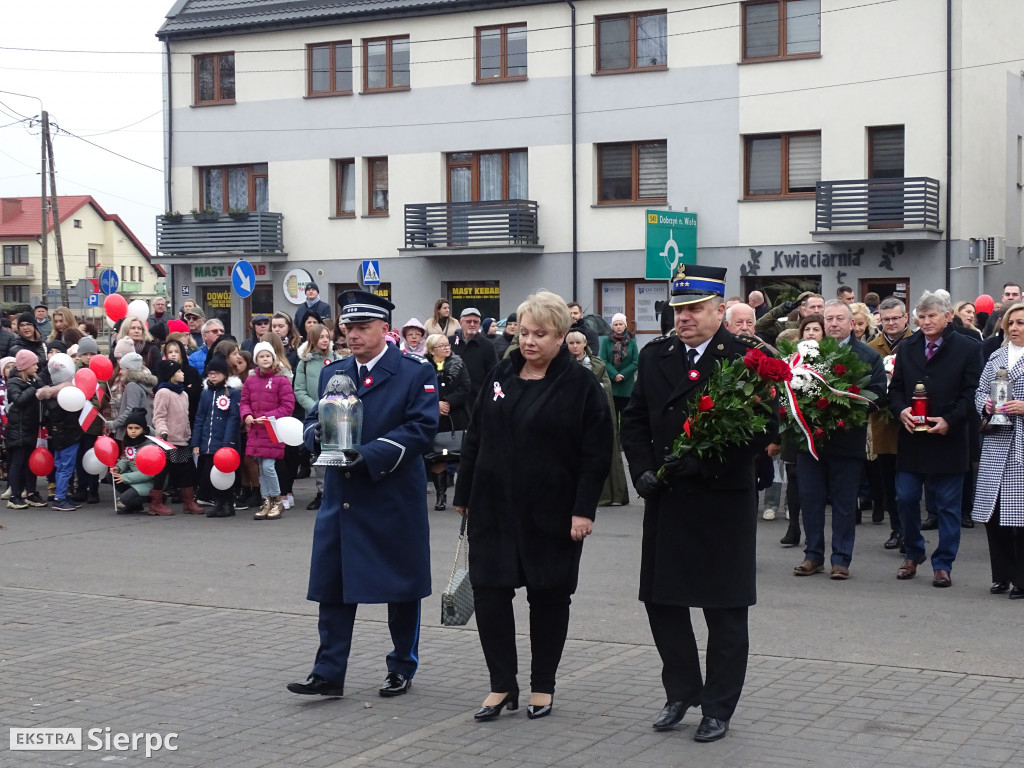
[15,349,38,371]
[119,352,144,372]
[114,337,135,359]
[149,320,168,342]
[252,341,275,361]
[306,281,320,293]
[206,354,230,377]
[506,313,517,325]
[47,339,68,354]
[17,312,36,327]
[167,319,189,334]
[47,353,76,384]
[156,359,181,382]
[124,408,149,431]
[0,356,14,372]
[611,313,628,326]
[77,336,99,356]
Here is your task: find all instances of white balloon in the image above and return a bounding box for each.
[57,386,87,412]
[126,299,150,321]
[82,448,108,478]
[275,416,304,447]
[210,468,235,490]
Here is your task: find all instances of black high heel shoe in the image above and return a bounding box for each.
[474,688,519,721]
[527,695,553,720]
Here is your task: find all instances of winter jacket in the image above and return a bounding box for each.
[115,438,155,496]
[294,298,331,331]
[38,381,82,451]
[153,384,191,447]
[598,333,640,399]
[239,367,295,460]
[188,343,216,374]
[293,342,340,415]
[0,327,18,358]
[191,377,242,455]
[10,334,47,368]
[432,353,472,432]
[107,369,157,440]
[5,375,42,447]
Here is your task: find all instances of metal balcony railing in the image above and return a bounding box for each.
[404,200,539,248]
[155,212,284,256]
[815,177,940,232]
[2,263,34,278]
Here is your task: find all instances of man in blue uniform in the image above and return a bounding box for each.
[288,291,439,699]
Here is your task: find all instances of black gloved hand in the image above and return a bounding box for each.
[342,449,368,476]
[661,455,701,479]
[779,299,797,314]
[311,421,323,459]
[634,470,667,500]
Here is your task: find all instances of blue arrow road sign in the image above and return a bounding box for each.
[99,268,119,295]
[362,260,380,286]
[87,293,100,307]
[231,259,256,299]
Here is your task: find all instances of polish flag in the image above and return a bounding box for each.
[78,403,101,432]
[147,435,176,451]
[424,384,436,393]
[263,416,282,444]
[94,384,108,407]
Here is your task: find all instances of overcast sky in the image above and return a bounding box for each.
[0,1,167,253]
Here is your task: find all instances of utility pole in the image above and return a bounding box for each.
[42,113,69,307]
[40,110,48,305]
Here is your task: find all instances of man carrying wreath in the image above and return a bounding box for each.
[621,264,778,744]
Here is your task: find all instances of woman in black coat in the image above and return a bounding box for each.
[453,291,613,721]
[424,333,471,510]
[10,313,47,369]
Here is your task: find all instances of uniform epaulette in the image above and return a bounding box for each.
[734,334,770,352]
[403,352,430,364]
[647,330,676,345]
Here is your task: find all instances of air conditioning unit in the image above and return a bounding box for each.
[985,236,1006,263]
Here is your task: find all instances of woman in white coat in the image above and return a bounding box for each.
[972,302,1024,599]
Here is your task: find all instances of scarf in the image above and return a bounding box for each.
[611,329,630,366]
[402,339,427,356]
[155,381,184,395]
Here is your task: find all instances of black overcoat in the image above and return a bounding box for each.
[620,325,778,609]
[452,346,613,592]
[888,323,983,474]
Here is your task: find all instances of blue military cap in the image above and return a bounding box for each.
[338,290,395,323]
[669,263,727,306]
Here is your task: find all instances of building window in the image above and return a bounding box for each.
[3,285,28,303]
[200,164,269,212]
[596,11,667,73]
[447,150,528,201]
[368,157,389,215]
[744,131,820,198]
[2,244,29,265]
[194,52,235,105]
[363,36,410,92]
[121,265,126,281]
[308,41,353,96]
[743,0,820,61]
[73,219,82,228]
[597,141,667,204]
[868,126,905,178]
[476,24,527,82]
[88,248,98,268]
[335,159,356,217]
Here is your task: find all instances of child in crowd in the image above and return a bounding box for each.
[0,356,13,499]
[6,350,46,509]
[239,341,295,520]
[106,352,156,440]
[71,337,108,505]
[192,354,241,518]
[35,353,82,511]
[153,359,199,515]
[111,409,165,515]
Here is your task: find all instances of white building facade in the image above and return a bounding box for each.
[157,0,1024,340]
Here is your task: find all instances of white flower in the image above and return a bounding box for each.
[790,370,814,392]
[797,340,820,359]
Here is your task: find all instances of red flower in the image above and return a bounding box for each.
[816,397,829,410]
[813,428,826,438]
[837,420,846,429]
[755,356,793,383]
[698,395,715,412]
[769,385,777,398]
[848,385,861,395]
[834,364,847,375]
[743,348,768,371]
[779,406,787,418]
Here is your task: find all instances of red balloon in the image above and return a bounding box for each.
[975,294,995,315]
[29,447,55,477]
[213,447,240,473]
[93,436,120,467]
[89,354,113,381]
[74,368,98,398]
[135,444,167,476]
[104,294,128,323]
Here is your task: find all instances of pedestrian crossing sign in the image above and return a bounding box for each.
[362,260,381,286]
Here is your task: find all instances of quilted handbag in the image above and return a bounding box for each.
[441,515,474,626]
[425,416,464,464]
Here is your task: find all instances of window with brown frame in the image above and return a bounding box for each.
[742,0,820,61]
[335,159,356,217]
[308,41,353,96]
[3,285,28,303]
[200,164,269,212]
[194,52,235,105]
[363,36,410,92]
[597,141,667,204]
[368,158,389,215]
[446,150,528,202]
[744,132,820,198]
[476,24,527,82]
[2,244,29,265]
[595,11,667,74]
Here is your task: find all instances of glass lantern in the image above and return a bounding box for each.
[989,367,1011,427]
[314,374,363,467]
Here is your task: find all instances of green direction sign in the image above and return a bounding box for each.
[645,210,697,279]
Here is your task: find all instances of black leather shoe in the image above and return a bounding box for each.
[287,674,344,697]
[779,529,801,547]
[990,581,1010,594]
[652,697,699,731]
[883,532,902,550]
[527,695,553,720]
[306,492,322,511]
[961,517,975,529]
[1009,587,1024,600]
[474,688,519,721]
[921,515,938,530]
[379,672,411,697]
[693,716,729,743]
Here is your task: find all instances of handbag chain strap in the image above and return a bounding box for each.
[448,514,468,584]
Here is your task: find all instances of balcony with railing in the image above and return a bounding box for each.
[400,200,542,256]
[1,262,34,279]
[155,212,286,262]
[812,177,942,242]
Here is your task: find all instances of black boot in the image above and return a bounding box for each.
[433,473,447,511]
[780,519,801,547]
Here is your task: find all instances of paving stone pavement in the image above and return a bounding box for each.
[2,484,1023,767]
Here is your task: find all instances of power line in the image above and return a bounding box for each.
[54,127,162,173]
[72,110,162,138]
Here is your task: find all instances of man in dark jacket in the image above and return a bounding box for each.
[449,307,497,405]
[981,282,1022,337]
[890,292,983,588]
[567,302,599,352]
[0,318,18,358]
[793,300,887,581]
[294,282,331,331]
[241,314,271,354]
[621,264,778,743]
[492,313,517,360]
